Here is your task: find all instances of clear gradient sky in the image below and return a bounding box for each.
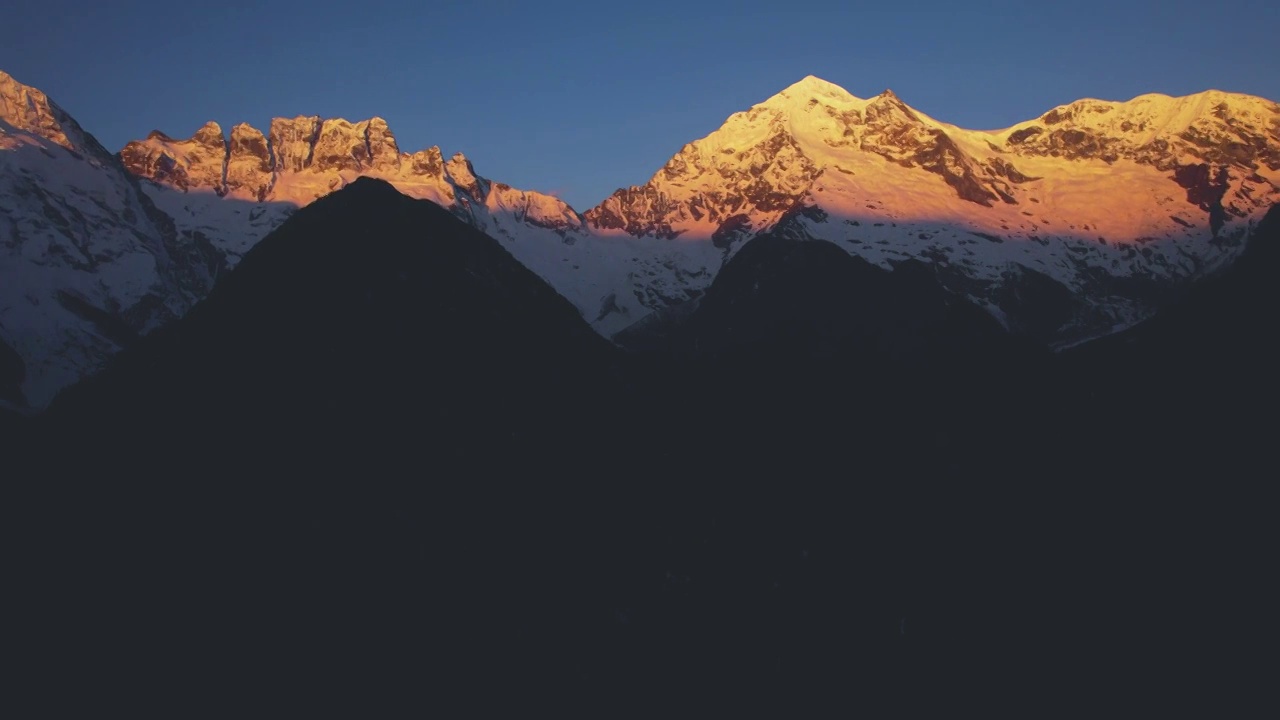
[3,0,1278,210]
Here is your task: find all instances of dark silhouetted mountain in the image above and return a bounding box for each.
[1063,202,1280,475]
[16,178,633,713]
[47,176,618,474]
[0,334,23,406]
[11,181,1275,716]
[624,229,1058,486]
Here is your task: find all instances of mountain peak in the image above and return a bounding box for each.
[445,151,488,200]
[0,70,84,151]
[790,75,853,95]
[768,75,862,108]
[119,119,228,193]
[191,121,225,148]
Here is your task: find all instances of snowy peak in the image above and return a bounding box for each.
[769,74,864,107]
[444,152,489,202]
[583,76,972,240]
[120,121,228,194]
[1003,90,1280,171]
[0,70,77,149]
[575,77,1280,347]
[584,76,1280,246]
[407,145,446,177]
[0,70,98,157]
[190,121,226,151]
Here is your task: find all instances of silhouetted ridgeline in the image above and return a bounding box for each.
[10,181,1275,714]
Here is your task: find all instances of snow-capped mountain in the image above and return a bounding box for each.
[0,70,221,409]
[4,70,1278,408]
[586,76,1280,343]
[119,114,721,337]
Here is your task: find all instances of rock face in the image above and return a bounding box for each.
[0,70,221,409]
[0,71,90,151]
[311,118,370,173]
[119,121,227,194]
[226,123,272,201]
[364,117,401,172]
[268,115,321,174]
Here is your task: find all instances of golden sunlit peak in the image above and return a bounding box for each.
[763,75,864,111]
[787,74,855,96]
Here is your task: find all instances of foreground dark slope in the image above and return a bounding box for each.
[1064,203,1280,475]
[47,176,619,473]
[13,185,1276,714]
[20,178,637,711]
[647,232,1058,476]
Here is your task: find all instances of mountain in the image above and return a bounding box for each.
[587,75,1280,344]
[48,176,619,470]
[116,75,1280,352]
[16,176,633,712]
[0,70,222,409]
[118,114,687,339]
[5,69,1279,411]
[0,70,660,408]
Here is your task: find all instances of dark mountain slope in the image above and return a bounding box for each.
[570,234,1080,711]
[18,178,639,714]
[580,224,1276,712]
[1031,204,1280,711]
[1064,203,1280,474]
[0,335,23,406]
[48,176,617,472]
[635,232,1056,482]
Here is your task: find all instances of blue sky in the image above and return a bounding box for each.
[3,0,1278,210]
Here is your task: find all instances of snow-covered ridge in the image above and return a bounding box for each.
[117,112,694,340]
[587,76,1279,240]
[119,113,595,259]
[121,114,577,214]
[581,76,1280,343]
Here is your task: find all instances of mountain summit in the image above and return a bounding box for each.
[587,75,1279,242]
[583,75,1279,342]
